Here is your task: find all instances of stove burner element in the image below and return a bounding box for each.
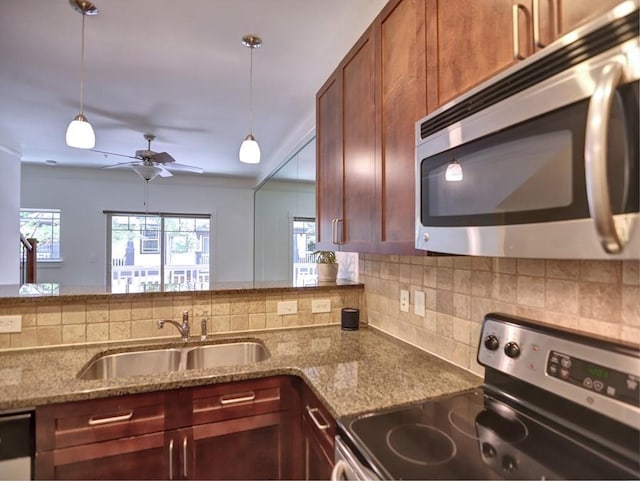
[447,394,485,440]
[475,407,528,444]
[386,424,457,466]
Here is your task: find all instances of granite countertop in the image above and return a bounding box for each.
[0,280,363,304]
[0,325,482,418]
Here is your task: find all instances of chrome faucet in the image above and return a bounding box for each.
[157,311,190,342]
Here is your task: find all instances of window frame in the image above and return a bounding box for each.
[19,208,62,262]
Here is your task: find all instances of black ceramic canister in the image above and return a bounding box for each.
[341,307,359,330]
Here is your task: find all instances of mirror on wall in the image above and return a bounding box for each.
[253,137,316,284]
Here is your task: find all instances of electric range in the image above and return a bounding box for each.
[334,313,640,480]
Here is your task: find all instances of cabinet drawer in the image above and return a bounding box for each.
[36,391,175,451]
[185,377,284,426]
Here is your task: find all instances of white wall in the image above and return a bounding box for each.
[0,149,21,285]
[254,181,315,281]
[21,165,255,285]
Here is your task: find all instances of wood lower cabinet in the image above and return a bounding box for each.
[301,385,336,480]
[35,377,303,480]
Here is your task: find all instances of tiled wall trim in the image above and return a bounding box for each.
[0,288,363,350]
[359,255,639,376]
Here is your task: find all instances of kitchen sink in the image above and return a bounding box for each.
[78,341,270,380]
[185,342,269,370]
[77,348,183,380]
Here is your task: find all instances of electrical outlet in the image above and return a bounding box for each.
[414,290,425,317]
[277,300,298,315]
[400,290,409,313]
[0,315,21,333]
[311,299,331,313]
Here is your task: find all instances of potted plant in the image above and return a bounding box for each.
[313,250,338,282]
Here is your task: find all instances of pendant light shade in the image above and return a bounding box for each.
[66,114,95,149]
[66,0,98,149]
[445,159,463,182]
[239,34,262,164]
[239,134,261,164]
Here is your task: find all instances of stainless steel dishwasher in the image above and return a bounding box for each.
[0,411,34,480]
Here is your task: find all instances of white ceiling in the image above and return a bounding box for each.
[0,0,388,183]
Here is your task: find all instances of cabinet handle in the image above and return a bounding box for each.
[306,406,330,431]
[168,439,174,480]
[220,391,256,405]
[333,218,345,245]
[585,60,627,254]
[512,4,528,60]
[182,437,188,478]
[532,0,546,48]
[88,410,133,426]
[331,459,349,481]
[331,218,338,244]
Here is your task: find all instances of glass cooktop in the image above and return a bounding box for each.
[340,389,639,480]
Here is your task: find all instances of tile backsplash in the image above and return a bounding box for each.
[0,287,363,349]
[359,255,639,376]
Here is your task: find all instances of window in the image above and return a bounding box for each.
[107,212,211,292]
[20,209,61,261]
[293,217,316,286]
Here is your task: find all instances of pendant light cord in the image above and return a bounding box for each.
[79,12,86,115]
[249,45,253,135]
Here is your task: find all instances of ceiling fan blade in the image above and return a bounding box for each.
[158,165,173,177]
[164,162,204,174]
[91,149,137,160]
[102,161,140,169]
[149,151,176,164]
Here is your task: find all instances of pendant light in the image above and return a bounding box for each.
[445,158,463,182]
[239,34,262,164]
[66,0,98,149]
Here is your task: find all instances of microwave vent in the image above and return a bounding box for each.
[420,11,639,141]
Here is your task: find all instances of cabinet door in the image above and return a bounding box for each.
[35,431,172,480]
[302,387,336,480]
[342,28,377,251]
[187,412,283,480]
[430,0,517,106]
[376,0,428,254]
[316,73,343,249]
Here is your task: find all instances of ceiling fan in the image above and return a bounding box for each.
[92,134,204,181]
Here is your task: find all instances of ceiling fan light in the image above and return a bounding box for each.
[133,164,162,182]
[239,134,261,164]
[445,159,463,182]
[66,114,95,149]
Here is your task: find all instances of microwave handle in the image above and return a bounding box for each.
[584,60,627,254]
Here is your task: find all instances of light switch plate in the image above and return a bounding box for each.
[400,290,409,313]
[0,315,21,333]
[277,300,298,315]
[311,299,331,313]
[414,290,425,317]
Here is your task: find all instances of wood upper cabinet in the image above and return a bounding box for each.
[376,0,428,253]
[316,0,429,254]
[529,0,623,48]
[342,29,377,251]
[316,73,344,249]
[428,0,518,107]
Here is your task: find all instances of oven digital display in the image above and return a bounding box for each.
[547,351,639,407]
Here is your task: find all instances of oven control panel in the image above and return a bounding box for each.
[546,351,639,407]
[477,314,640,429]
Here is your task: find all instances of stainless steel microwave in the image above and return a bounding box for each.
[415,1,639,259]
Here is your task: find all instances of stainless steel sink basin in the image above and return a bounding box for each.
[186,342,269,370]
[78,348,182,380]
[78,341,270,380]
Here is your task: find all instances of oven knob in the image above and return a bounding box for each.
[502,455,518,473]
[484,335,500,351]
[504,342,521,359]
